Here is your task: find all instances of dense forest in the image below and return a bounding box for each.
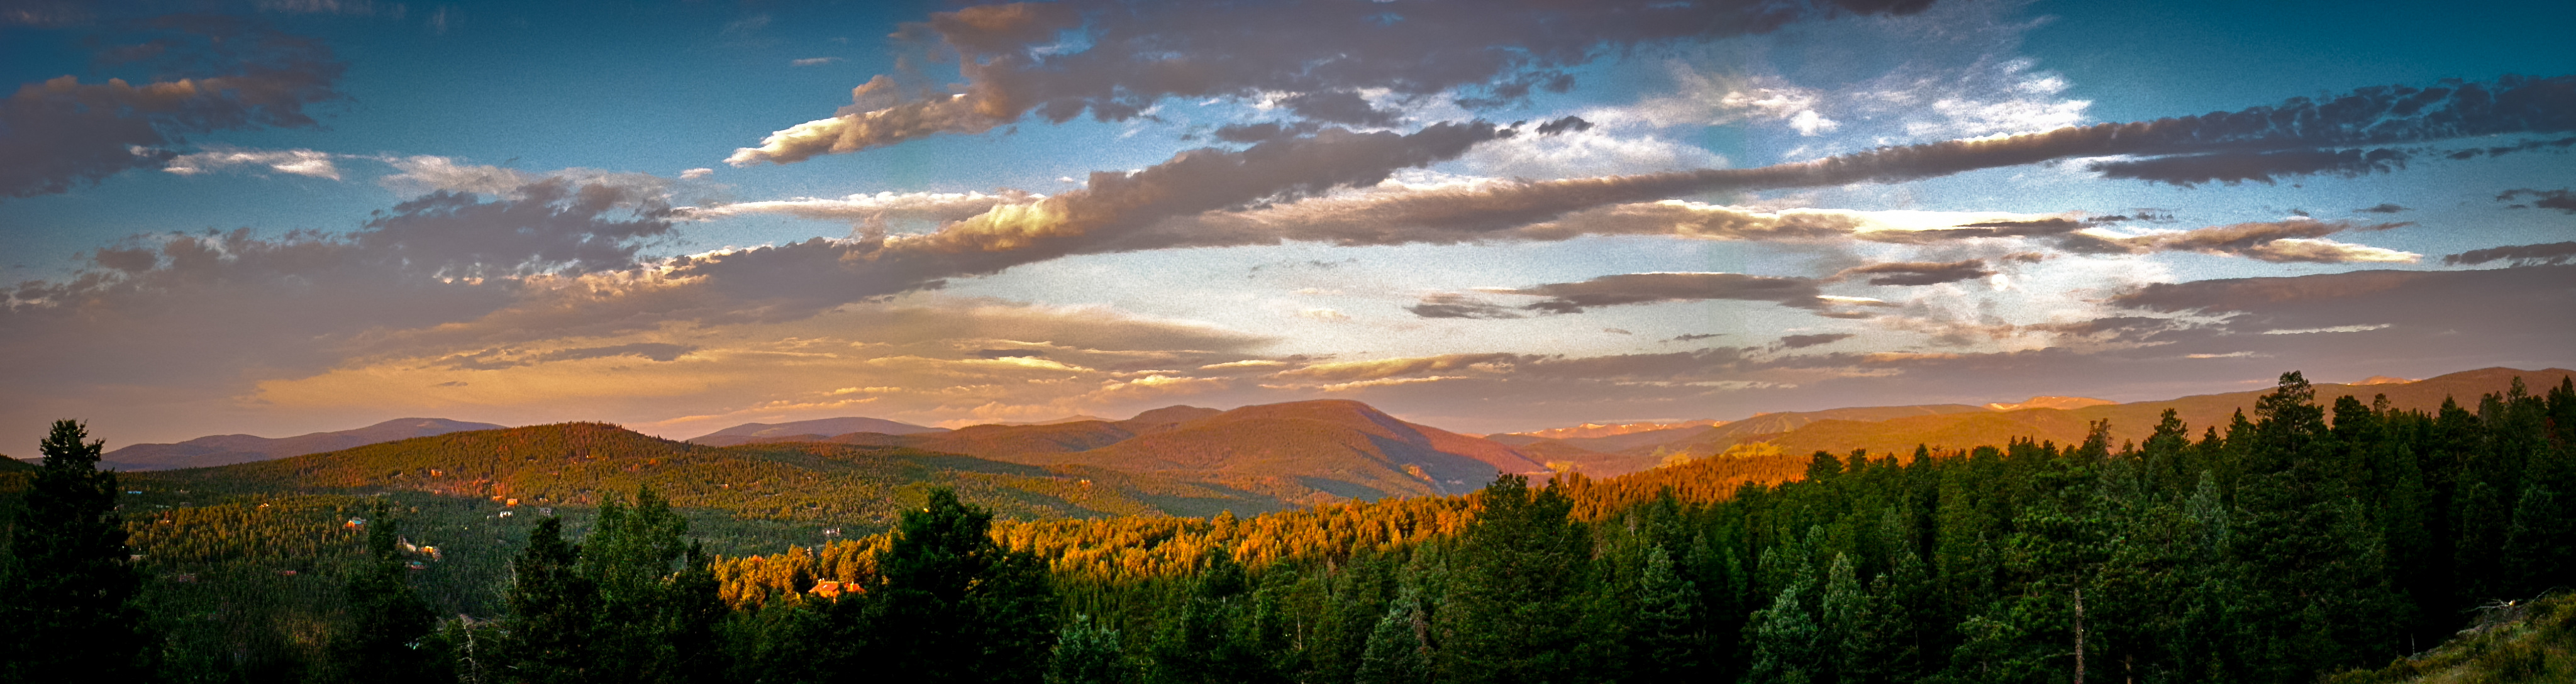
[3,371,2573,683]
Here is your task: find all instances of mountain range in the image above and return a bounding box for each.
[69,367,2574,509]
[99,417,506,471]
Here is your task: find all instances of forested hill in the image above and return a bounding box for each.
[101,417,508,471]
[132,422,1287,524]
[684,399,1587,494]
[0,455,31,472]
[1510,367,2576,461]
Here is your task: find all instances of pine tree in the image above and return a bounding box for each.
[503,516,599,683]
[1435,475,1593,684]
[1048,615,1135,684]
[1353,592,1431,684]
[0,420,155,683]
[324,502,446,684]
[1745,578,1818,684]
[1630,544,1704,684]
[866,487,1060,684]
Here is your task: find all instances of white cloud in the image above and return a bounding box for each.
[791,57,843,67]
[158,145,345,180]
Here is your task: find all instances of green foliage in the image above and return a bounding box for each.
[867,487,1062,684]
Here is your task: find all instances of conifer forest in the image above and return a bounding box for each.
[4,372,2573,683]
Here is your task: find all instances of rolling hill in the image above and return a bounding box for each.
[133,422,1289,526]
[1675,367,2576,459]
[685,416,948,446]
[101,417,508,471]
[0,456,32,472]
[675,400,1577,498]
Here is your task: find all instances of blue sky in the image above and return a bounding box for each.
[3,0,2572,451]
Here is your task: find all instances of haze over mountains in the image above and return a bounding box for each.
[98,418,505,472]
[56,368,2570,497]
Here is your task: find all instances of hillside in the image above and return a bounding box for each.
[1683,367,2576,458]
[696,400,1587,497]
[135,422,1287,526]
[0,456,31,472]
[1016,400,1552,499]
[102,417,507,471]
[2328,591,2576,683]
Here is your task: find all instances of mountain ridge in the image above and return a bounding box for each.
[101,417,508,472]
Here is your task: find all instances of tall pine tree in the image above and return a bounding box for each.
[0,420,155,683]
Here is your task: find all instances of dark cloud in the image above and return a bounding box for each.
[729,0,1946,163]
[2497,188,2576,213]
[1214,76,2576,234]
[2445,135,2576,160]
[2443,241,2576,267]
[1,18,347,199]
[1,179,672,396]
[1669,333,1725,342]
[1406,293,1524,319]
[2055,219,2418,263]
[1498,272,1823,314]
[1279,90,1398,126]
[1839,259,1996,286]
[975,349,1047,359]
[2088,148,2407,187]
[438,342,697,370]
[1533,116,1594,136]
[1777,333,1855,349]
[2355,203,2411,214]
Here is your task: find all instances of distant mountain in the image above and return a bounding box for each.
[139,422,1284,524]
[695,400,1566,501]
[1679,367,2576,460]
[686,417,948,446]
[102,417,508,471]
[1499,419,1726,441]
[981,415,1114,426]
[1984,395,2116,412]
[1019,400,1552,499]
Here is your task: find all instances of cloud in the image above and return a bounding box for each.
[435,342,697,370]
[159,144,341,179]
[2057,219,2419,263]
[679,190,1043,226]
[726,0,1943,165]
[1,19,347,199]
[1177,76,2576,234]
[2355,203,2411,214]
[0,177,675,430]
[2444,135,2576,160]
[1272,353,1519,383]
[2444,241,2576,267]
[791,57,843,67]
[1406,292,1524,319]
[1837,259,1996,285]
[1488,272,1823,314]
[2497,188,2576,213]
[679,168,714,180]
[1777,333,1855,349]
[2088,147,2407,186]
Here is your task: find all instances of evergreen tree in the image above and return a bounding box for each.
[0,420,155,683]
[1436,475,1593,684]
[1048,615,1135,684]
[1629,544,1704,684]
[503,516,599,683]
[323,502,447,684]
[1745,578,1818,684]
[865,488,1060,684]
[1352,592,1431,684]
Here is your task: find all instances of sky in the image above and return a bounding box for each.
[3,0,2573,451]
